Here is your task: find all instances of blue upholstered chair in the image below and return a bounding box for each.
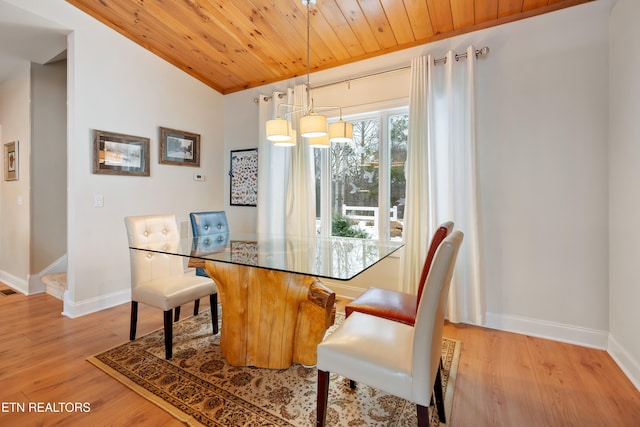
[189,211,228,318]
[189,211,229,278]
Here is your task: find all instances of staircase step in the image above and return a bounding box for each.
[41,272,67,299]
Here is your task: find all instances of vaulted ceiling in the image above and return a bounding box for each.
[65,0,593,94]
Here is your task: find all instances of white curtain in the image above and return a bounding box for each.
[257,86,316,238]
[402,47,485,325]
[285,84,317,237]
[257,91,290,235]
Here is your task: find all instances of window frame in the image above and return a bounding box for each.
[316,100,409,241]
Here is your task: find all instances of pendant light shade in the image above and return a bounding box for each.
[308,134,330,148]
[329,120,353,143]
[274,129,296,147]
[266,118,292,142]
[299,114,327,138]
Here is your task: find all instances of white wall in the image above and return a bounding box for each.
[477,4,610,344]
[225,1,612,346]
[31,60,67,275]
[0,60,31,293]
[222,93,259,232]
[9,0,226,316]
[609,0,640,391]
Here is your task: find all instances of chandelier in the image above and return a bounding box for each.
[266,0,353,147]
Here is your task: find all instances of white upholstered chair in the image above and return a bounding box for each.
[316,231,463,426]
[343,221,454,397]
[125,214,219,359]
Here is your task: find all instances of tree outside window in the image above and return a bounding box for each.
[315,107,407,241]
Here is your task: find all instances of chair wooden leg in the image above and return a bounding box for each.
[129,301,138,341]
[194,299,200,316]
[174,306,181,322]
[434,361,446,423]
[417,404,429,427]
[164,310,173,359]
[349,379,356,390]
[210,294,219,334]
[317,369,330,427]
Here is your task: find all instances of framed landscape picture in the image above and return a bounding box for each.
[4,141,18,181]
[230,148,258,206]
[159,127,200,167]
[93,130,150,176]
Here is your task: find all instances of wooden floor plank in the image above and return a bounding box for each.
[0,285,639,426]
[445,321,640,426]
[524,334,640,426]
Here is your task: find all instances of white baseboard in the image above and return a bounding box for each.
[62,288,131,318]
[485,312,609,350]
[608,334,640,393]
[0,270,29,295]
[321,279,367,300]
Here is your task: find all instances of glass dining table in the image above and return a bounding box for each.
[129,232,403,369]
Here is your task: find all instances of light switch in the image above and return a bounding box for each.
[17,195,23,205]
[194,173,206,181]
[94,195,104,208]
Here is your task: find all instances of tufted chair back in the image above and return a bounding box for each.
[125,214,185,287]
[190,211,228,236]
[190,211,229,277]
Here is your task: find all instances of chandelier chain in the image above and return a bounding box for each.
[305,0,312,110]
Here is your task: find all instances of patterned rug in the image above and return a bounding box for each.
[88,309,460,426]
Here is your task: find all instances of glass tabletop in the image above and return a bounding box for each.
[129,232,404,281]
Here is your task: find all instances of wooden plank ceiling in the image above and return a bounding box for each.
[66,0,593,94]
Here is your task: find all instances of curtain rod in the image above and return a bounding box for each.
[254,46,489,103]
[256,92,285,103]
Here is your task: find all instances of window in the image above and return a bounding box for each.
[315,106,408,241]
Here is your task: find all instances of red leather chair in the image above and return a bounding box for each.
[343,220,454,418]
[345,221,454,325]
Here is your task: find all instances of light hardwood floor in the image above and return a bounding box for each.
[1,286,639,426]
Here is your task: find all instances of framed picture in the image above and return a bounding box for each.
[93,130,150,176]
[230,240,258,265]
[4,141,18,181]
[159,127,200,167]
[230,148,258,206]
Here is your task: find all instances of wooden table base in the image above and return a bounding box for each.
[204,261,336,369]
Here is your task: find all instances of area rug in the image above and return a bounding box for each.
[88,309,460,426]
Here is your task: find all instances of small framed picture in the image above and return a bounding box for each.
[159,127,200,167]
[93,130,150,176]
[230,148,258,206]
[4,141,18,181]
